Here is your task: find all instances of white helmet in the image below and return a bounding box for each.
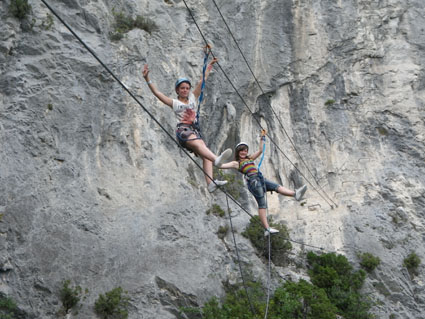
[235,142,249,151]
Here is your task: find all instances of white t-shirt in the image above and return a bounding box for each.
[172,93,197,125]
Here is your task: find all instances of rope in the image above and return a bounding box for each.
[264,222,271,319]
[210,0,338,208]
[38,12,338,319]
[257,137,266,171]
[196,48,210,128]
[257,136,271,319]
[225,195,256,316]
[41,0,329,253]
[180,0,337,209]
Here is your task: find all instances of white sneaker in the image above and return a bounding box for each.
[207,180,228,193]
[264,227,279,236]
[214,148,233,167]
[295,185,307,201]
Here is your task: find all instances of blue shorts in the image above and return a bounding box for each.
[247,173,280,209]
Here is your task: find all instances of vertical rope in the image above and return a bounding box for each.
[258,135,271,319]
[257,140,266,171]
[264,220,271,319]
[225,195,256,316]
[195,48,210,130]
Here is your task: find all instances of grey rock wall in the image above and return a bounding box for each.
[0,0,424,318]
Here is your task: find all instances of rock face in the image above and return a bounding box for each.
[0,0,424,318]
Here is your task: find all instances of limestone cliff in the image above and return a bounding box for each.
[0,0,424,318]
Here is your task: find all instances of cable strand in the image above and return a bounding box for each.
[181,0,337,209]
[41,0,332,257]
[210,0,338,207]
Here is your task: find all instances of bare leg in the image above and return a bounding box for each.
[184,136,230,189]
[203,158,213,185]
[184,137,219,187]
[185,137,216,162]
[258,208,270,229]
[276,186,295,197]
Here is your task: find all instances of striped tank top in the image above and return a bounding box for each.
[238,159,258,177]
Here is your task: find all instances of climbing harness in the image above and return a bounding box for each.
[175,123,201,153]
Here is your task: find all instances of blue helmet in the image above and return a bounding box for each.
[175,77,191,89]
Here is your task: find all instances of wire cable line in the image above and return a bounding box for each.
[225,195,257,316]
[258,138,271,319]
[38,8,338,316]
[40,0,328,253]
[210,0,338,208]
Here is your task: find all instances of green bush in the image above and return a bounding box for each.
[271,279,338,319]
[359,252,380,272]
[307,252,373,319]
[0,294,18,319]
[242,216,292,266]
[185,279,338,319]
[94,287,130,319]
[41,13,54,30]
[110,10,157,41]
[206,204,225,217]
[193,280,266,319]
[113,11,134,34]
[59,280,84,314]
[217,225,229,239]
[133,15,158,34]
[403,252,421,277]
[9,0,31,20]
[186,251,376,319]
[324,99,335,106]
[214,170,244,200]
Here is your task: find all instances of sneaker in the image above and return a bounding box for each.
[207,180,228,193]
[295,184,307,201]
[264,227,279,236]
[214,148,233,167]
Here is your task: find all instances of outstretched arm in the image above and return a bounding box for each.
[249,130,267,160]
[143,64,173,108]
[192,57,218,99]
[218,160,239,169]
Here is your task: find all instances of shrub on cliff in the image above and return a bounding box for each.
[403,252,421,277]
[242,216,292,266]
[59,280,86,315]
[359,252,380,272]
[94,287,130,319]
[110,10,158,41]
[0,294,18,319]
[307,252,373,319]
[9,0,31,20]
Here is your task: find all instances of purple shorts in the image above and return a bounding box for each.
[176,123,201,150]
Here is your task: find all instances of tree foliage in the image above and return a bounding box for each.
[94,287,130,319]
[187,252,374,319]
[242,216,292,266]
[9,0,31,20]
